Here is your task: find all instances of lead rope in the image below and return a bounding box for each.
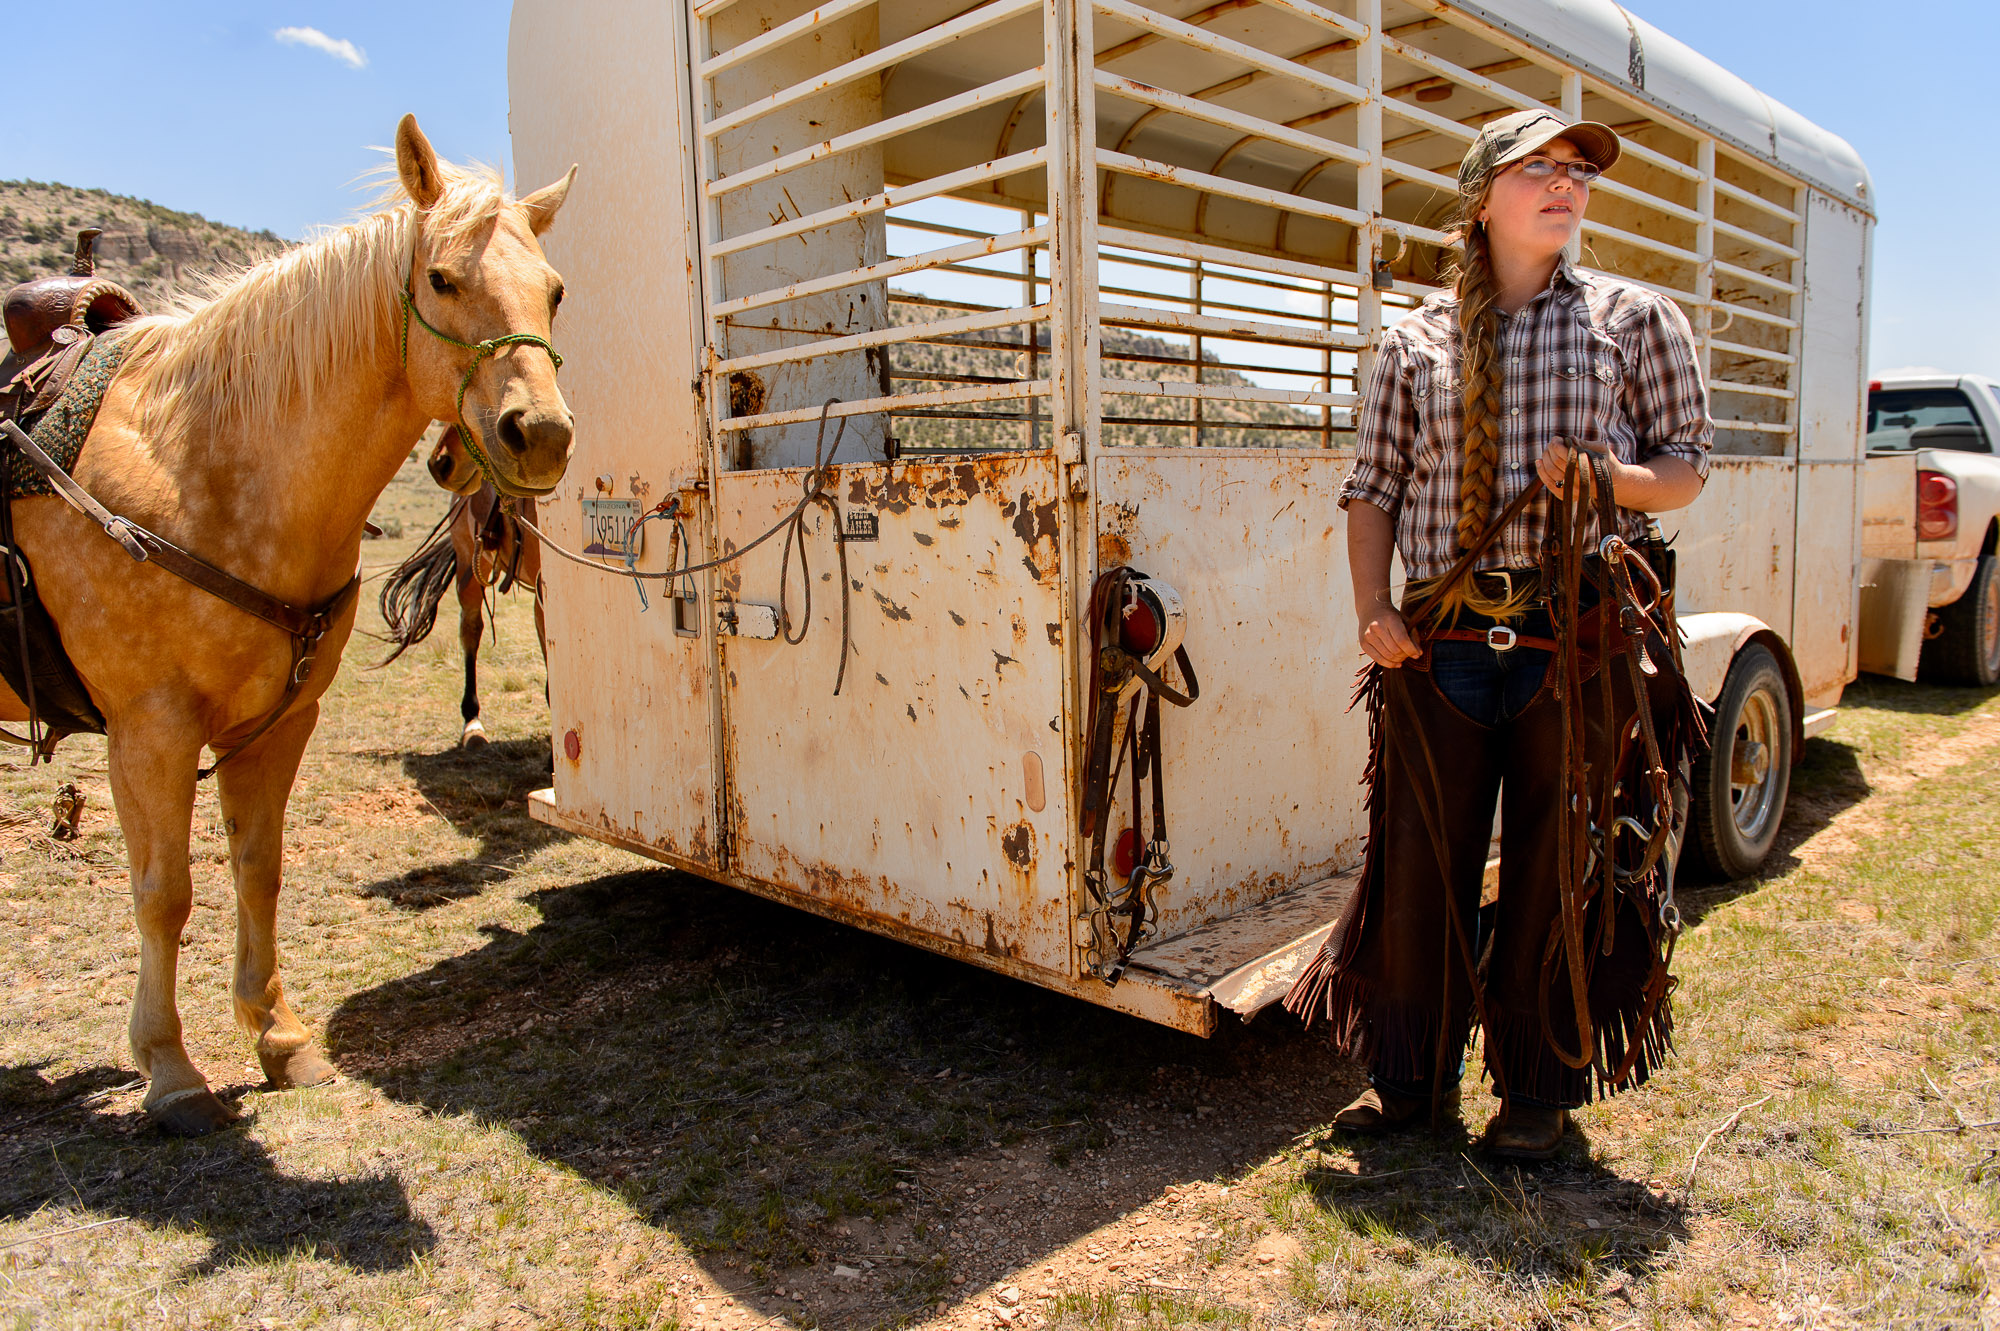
[513,399,854,695]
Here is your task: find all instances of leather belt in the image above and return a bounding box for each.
[1425,625,1558,654]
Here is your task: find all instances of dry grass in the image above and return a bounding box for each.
[0,460,1995,1331]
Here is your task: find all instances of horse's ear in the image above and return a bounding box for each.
[396,114,445,211]
[521,166,577,237]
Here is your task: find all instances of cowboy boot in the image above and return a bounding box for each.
[1481,1103,1569,1159]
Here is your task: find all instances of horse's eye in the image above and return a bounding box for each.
[427,270,455,295]
[551,284,565,313]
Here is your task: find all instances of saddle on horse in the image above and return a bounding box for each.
[0,230,362,774]
[0,231,148,748]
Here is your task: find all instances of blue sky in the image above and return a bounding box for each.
[6,2,1989,374]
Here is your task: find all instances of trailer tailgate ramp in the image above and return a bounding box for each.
[1124,868,1361,1018]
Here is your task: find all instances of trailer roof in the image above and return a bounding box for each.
[1456,0,1873,213]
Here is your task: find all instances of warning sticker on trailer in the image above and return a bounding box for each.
[581,498,643,560]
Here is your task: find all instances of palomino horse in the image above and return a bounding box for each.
[5,116,576,1134]
[379,453,546,747]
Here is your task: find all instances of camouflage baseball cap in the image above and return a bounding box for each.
[1457,109,1621,196]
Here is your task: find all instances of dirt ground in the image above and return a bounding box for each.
[1,457,1995,1329]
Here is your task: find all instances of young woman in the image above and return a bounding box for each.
[1284,109,1713,1158]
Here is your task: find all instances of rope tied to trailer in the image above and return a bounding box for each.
[514,398,854,695]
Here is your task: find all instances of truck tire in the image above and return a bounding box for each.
[1924,555,2000,687]
[1691,643,1793,880]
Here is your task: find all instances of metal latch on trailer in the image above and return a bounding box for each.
[715,598,781,640]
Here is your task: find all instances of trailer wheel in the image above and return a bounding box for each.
[1691,643,1793,880]
[1923,555,2000,687]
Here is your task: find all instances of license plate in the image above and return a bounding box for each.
[580,498,643,560]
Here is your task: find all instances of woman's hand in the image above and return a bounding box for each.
[1360,602,1422,668]
[1536,436,1601,501]
[1537,437,1703,512]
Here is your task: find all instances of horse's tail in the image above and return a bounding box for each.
[376,501,464,665]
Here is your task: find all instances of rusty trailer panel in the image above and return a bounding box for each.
[1091,449,1368,942]
[713,453,1074,974]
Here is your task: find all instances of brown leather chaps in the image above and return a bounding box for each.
[1286,619,1689,1107]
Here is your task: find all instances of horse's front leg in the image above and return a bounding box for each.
[215,701,337,1091]
[109,714,236,1135]
[458,555,488,748]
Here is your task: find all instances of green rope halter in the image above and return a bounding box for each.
[399,285,563,491]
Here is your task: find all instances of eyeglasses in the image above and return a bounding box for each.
[1513,156,1602,184]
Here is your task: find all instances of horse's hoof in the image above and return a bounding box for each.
[460,721,488,749]
[148,1087,241,1137]
[260,1046,338,1090]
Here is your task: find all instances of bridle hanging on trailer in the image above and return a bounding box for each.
[1078,566,1200,984]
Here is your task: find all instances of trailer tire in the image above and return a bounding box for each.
[1923,555,2000,687]
[1691,643,1793,881]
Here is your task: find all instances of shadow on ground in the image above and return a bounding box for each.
[324,866,1695,1328]
[0,1064,434,1276]
[357,736,569,910]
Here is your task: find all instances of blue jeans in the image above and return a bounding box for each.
[1428,640,1553,725]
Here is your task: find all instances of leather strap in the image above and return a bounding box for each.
[0,416,361,778]
[1422,627,1560,654]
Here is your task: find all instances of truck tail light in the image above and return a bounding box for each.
[1917,469,1958,541]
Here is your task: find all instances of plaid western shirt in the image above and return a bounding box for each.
[1338,261,1713,581]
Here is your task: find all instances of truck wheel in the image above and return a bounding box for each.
[1691,643,1793,880]
[1924,555,2000,687]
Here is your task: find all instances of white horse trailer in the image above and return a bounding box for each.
[508,0,1873,1034]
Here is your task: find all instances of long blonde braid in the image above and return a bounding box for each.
[1452,211,1505,552]
[1404,185,1538,623]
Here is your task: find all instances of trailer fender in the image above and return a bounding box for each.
[1678,611,1807,750]
[1678,612,1768,705]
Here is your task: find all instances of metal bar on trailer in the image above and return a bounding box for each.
[708,68,1047,199]
[1097,225,1371,293]
[1592,177,1701,227]
[1377,33,1543,117]
[1695,136,1716,382]
[1377,92,1478,145]
[1380,154,1459,194]
[1100,301,1367,351]
[1100,150,1371,230]
[1092,0,1367,106]
[1710,336,1798,366]
[714,304,1051,375]
[692,0,750,18]
[1099,377,1352,409]
[1712,258,1799,295]
[703,0,1040,140]
[1711,215,1801,261]
[1710,380,1797,400]
[1093,72,1369,171]
[713,227,1049,317]
[718,379,1050,434]
[1580,218,1702,267]
[711,151,1047,260]
[1711,418,1794,434]
[1712,302,1799,332]
[1096,283,1338,328]
[1101,244,1344,301]
[1712,177,1800,224]
[1354,0,1384,395]
[698,0,878,78]
[1251,0,1367,43]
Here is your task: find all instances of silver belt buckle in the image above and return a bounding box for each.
[1485,625,1518,652]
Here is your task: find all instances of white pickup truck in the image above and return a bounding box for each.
[1861,373,2000,685]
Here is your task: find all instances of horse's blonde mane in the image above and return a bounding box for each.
[117,161,514,439]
